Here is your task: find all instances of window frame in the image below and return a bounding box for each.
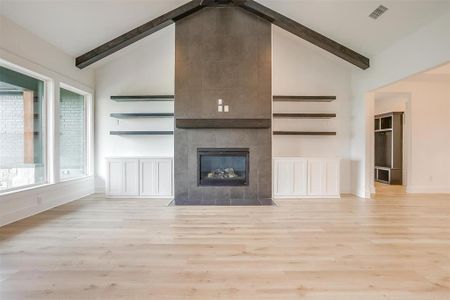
[58,83,93,182]
[0,59,52,194]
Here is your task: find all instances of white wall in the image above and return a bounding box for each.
[374,81,450,193]
[94,27,175,191]
[0,17,95,226]
[374,94,407,115]
[272,27,353,193]
[94,25,354,193]
[350,10,450,197]
[94,8,450,197]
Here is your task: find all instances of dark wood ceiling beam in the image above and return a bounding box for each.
[75,0,370,70]
[237,0,370,69]
[75,0,205,69]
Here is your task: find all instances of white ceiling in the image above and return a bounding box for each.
[1,0,450,64]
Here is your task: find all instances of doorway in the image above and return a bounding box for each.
[366,61,450,197]
[373,93,410,196]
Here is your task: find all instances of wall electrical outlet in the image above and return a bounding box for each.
[224,105,229,112]
[218,105,223,112]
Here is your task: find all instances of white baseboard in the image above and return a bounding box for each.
[0,176,95,227]
[351,189,370,199]
[105,195,174,199]
[406,186,450,194]
[95,185,105,194]
[274,195,341,199]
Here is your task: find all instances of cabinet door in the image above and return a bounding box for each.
[106,160,123,196]
[324,159,340,196]
[293,159,308,196]
[122,159,139,196]
[140,159,157,196]
[308,159,325,196]
[274,159,294,196]
[157,159,173,196]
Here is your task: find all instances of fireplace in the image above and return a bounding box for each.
[174,7,272,205]
[198,148,249,186]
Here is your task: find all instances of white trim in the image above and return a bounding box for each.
[105,156,174,159]
[0,59,53,193]
[0,183,52,196]
[59,175,91,184]
[275,195,340,199]
[406,186,450,194]
[0,176,94,227]
[59,83,94,179]
[0,58,52,82]
[105,195,174,199]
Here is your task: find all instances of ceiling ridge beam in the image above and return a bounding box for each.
[237,0,369,69]
[75,0,205,69]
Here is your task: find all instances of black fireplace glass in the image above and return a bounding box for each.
[198,148,249,186]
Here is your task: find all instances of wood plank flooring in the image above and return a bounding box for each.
[1,193,450,299]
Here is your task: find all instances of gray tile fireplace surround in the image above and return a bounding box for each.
[174,128,272,205]
[174,7,272,205]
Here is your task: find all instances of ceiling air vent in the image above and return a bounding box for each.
[369,5,388,19]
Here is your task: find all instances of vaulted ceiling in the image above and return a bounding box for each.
[1,0,450,68]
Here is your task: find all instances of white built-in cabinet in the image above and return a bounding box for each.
[106,157,173,198]
[273,157,340,198]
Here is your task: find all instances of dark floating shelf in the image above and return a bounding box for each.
[110,113,174,118]
[176,118,271,129]
[110,131,173,136]
[273,96,336,102]
[273,131,336,136]
[273,113,336,119]
[110,95,174,102]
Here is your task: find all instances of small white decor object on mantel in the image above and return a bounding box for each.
[273,157,340,198]
[106,157,173,198]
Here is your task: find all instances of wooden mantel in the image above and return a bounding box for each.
[176,118,271,129]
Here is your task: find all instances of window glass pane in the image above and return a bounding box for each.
[0,66,45,192]
[60,88,86,180]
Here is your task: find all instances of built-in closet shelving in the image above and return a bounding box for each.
[272,95,337,136]
[109,95,174,136]
[374,112,403,184]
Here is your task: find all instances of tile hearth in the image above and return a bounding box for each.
[170,198,274,206]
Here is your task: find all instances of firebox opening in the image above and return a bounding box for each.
[198,148,249,186]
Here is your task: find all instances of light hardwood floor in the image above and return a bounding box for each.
[1,193,450,299]
[375,182,407,196]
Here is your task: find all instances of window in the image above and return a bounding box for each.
[0,66,46,191]
[59,87,86,180]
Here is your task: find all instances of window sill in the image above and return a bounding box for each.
[0,182,52,197]
[0,176,93,197]
[59,175,91,183]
